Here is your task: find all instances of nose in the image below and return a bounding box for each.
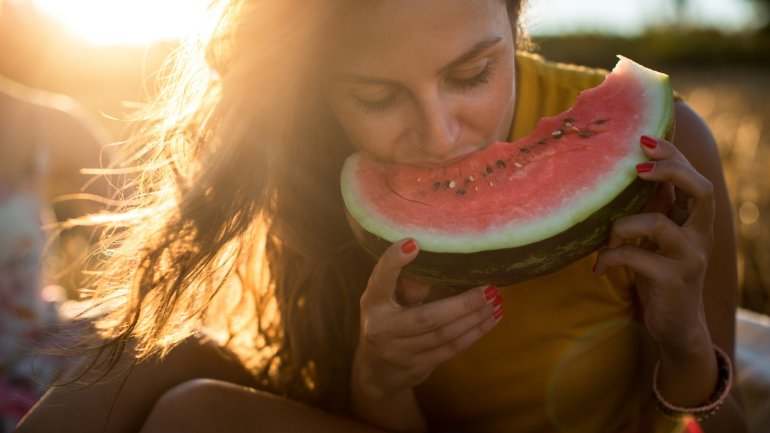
[410,92,461,163]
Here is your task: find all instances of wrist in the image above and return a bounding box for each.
[351,365,390,403]
[656,309,712,360]
[653,345,734,423]
[650,311,719,405]
[350,362,427,432]
[350,347,428,432]
[351,347,395,402]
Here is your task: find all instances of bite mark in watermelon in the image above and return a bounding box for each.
[340,56,674,290]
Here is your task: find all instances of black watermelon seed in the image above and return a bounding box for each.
[485,165,494,175]
[433,182,441,191]
[520,147,531,154]
[578,130,595,138]
[496,160,506,169]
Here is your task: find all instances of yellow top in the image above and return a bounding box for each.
[414,52,657,433]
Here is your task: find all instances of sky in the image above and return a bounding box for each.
[525,0,762,36]
[29,0,763,46]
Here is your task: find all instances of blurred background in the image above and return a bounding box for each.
[1,0,768,313]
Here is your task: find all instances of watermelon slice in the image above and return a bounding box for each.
[340,56,674,289]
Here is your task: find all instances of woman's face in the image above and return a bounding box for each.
[324,0,517,166]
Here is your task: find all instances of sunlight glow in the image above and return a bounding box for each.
[32,0,210,46]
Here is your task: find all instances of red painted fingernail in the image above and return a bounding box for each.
[491,294,503,308]
[493,308,505,320]
[484,285,498,301]
[636,162,655,173]
[401,239,416,254]
[640,135,658,149]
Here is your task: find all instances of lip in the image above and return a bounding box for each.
[406,141,494,168]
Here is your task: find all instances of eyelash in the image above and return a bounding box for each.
[357,93,399,114]
[355,61,496,114]
[449,61,495,92]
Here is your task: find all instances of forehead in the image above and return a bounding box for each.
[325,0,511,74]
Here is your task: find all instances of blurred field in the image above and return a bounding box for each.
[669,67,770,314]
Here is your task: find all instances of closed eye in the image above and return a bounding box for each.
[354,89,402,114]
[447,60,495,92]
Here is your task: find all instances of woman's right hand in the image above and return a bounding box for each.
[350,238,503,431]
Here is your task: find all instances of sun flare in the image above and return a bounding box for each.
[32,0,210,46]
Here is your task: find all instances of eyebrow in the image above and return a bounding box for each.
[442,36,503,72]
[338,36,504,85]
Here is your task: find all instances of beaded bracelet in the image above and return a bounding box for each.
[652,345,734,422]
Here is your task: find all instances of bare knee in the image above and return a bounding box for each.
[139,377,379,433]
[139,378,258,433]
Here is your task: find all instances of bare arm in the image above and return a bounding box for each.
[596,100,746,432]
[667,101,745,432]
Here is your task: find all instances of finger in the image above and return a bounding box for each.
[397,277,431,306]
[391,285,499,337]
[364,238,419,306]
[607,212,690,258]
[639,135,687,164]
[593,243,672,283]
[401,293,503,352]
[417,307,504,366]
[638,136,715,229]
[671,185,691,226]
[635,159,714,231]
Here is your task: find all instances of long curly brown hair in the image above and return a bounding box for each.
[73,0,527,413]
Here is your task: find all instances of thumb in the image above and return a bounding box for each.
[364,238,419,305]
[398,277,431,306]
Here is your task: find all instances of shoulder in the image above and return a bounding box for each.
[672,100,721,175]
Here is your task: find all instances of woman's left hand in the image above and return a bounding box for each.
[594,134,715,351]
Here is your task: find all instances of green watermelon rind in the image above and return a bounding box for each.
[346,173,656,289]
[341,56,673,255]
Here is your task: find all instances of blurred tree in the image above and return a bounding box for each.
[747,0,770,32]
[761,0,770,32]
[675,0,688,23]
[676,0,769,33]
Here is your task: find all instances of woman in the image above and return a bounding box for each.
[15,1,746,432]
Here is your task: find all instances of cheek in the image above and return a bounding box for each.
[467,67,515,137]
[327,102,397,157]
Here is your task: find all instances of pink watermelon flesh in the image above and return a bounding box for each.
[341,56,673,287]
